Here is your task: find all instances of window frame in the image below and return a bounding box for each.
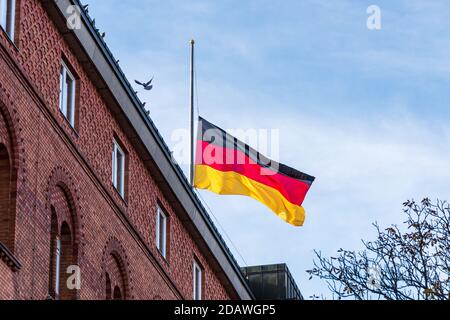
[112,139,126,198]
[193,261,203,300]
[54,236,61,299]
[59,60,77,128]
[155,205,167,259]
[0,0,16,41]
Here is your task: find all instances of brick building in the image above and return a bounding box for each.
[0,0,254,300]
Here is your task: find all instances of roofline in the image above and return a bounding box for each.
[44,0,253,299]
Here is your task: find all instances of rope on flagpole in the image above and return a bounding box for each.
[195,190,249,267]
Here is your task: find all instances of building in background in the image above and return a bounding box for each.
[242,264,304,300]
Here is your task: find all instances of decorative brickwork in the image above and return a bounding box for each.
[0,0,234,300]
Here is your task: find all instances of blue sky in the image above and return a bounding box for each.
[86,0,450,298]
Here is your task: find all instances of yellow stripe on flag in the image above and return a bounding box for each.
[194,164,306,226]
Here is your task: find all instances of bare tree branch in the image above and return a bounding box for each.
[307,199,450,300]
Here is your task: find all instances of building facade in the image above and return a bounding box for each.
[242,264,304,300]
[0,0,252,300]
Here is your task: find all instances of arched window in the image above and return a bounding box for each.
[49,208,59,298]
[48,183,78,300]
[0,144,12,250]
[49,220,77,300]
[0,104,19,268]
[59,222,74,300]
[104,254,127,300]
[102,238,130,300]
[113,286,122,300]
[105,273,112,300]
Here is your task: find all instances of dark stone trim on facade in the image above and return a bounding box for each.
[0,241,22,272]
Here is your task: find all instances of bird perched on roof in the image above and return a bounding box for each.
[135,77,154,91]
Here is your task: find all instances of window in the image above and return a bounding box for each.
[193,261,203,300]
[112,139,126,198]
[0,145,13,251]
[54,236,61,297]
[105,273,112,300]
[103,250,128,300]
[113,286,122,300]
[59,61,76,128]
[49,214,76,300]
[0,0,16,40]
[155,206,167,259]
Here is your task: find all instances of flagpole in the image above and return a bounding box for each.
[189,39,195,186]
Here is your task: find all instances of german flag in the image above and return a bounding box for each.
[194,117,315,227]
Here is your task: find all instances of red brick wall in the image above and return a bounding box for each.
[0,260,14,299]
[0,0,232,300]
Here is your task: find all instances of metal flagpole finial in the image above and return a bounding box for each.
[190,39,195,45]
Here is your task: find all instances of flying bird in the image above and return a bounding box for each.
[135,77,154,91]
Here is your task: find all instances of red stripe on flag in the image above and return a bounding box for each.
[196,140,311,206]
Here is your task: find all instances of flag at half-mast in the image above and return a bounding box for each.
[194,117,315,227]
